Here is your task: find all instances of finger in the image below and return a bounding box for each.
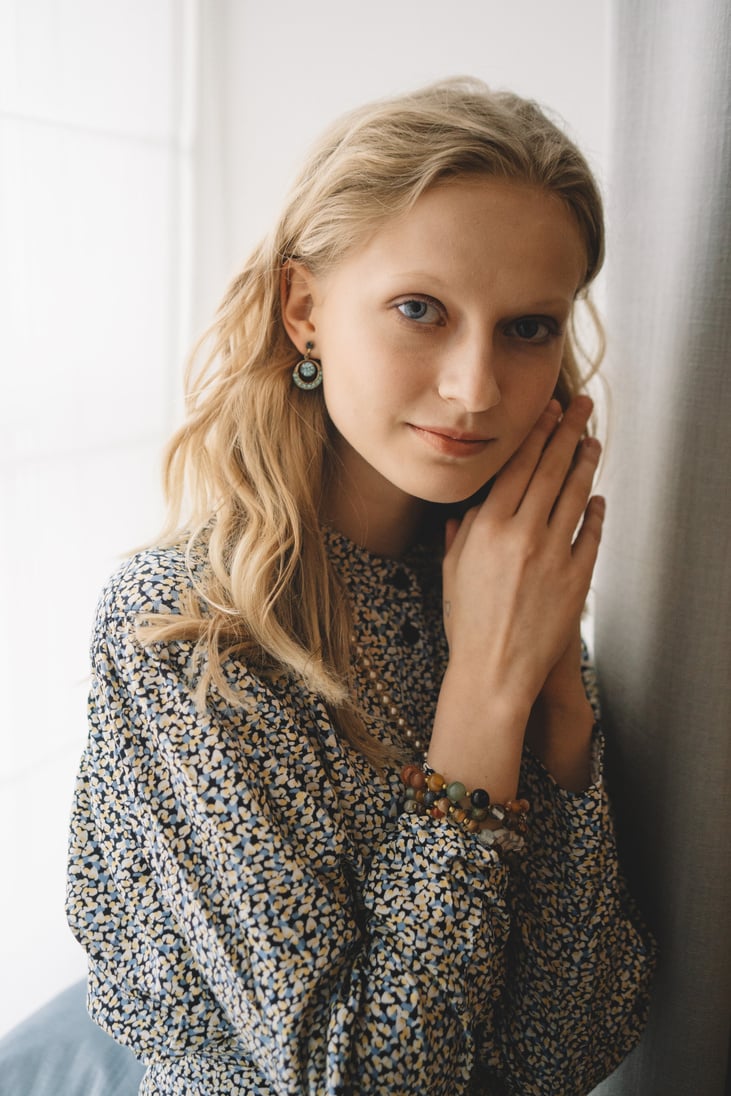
[548,436,602,540]
[571,494,606,573]
[444,517,460,554]
[518,396,594,523]
[442,506,479,566]
[485,399,562,517]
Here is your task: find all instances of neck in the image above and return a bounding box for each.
[322,473,426,560]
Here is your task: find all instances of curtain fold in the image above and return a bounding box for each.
[592,2,731,1093]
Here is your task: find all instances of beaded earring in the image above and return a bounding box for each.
[292,342,323,390]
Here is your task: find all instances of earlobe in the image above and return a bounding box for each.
[281,261,317,351]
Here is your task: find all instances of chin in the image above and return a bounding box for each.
[411,476,495,509]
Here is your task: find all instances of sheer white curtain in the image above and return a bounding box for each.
[593,1,731,1092]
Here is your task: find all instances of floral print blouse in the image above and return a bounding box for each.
[66,529,656,1095]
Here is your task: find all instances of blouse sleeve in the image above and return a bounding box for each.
[67,557,655,1096]
[67,554,514,1095]
[482,660,657,1094]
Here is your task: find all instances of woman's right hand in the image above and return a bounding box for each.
[428,396,604,798]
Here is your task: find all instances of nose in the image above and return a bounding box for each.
[437,338,501,413]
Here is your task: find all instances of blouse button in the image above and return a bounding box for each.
[392,568,410,591]
[400,621,420,645]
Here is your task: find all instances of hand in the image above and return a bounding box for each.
[525,624,597,791]
[537,622,592,713]
[428,396,604,798]
[441,395,604,710]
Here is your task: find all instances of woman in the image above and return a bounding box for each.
[67,78,656,1095]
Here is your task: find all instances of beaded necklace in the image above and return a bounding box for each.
[351,637,428,754]
[351,637,529,851]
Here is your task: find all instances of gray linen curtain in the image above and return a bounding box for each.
[592,1,731,1093]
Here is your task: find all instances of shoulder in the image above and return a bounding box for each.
[95,542,194,629]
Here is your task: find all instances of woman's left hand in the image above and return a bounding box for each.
[537,624,588,711]
[526,623,596,791]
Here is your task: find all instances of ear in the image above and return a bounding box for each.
[281,261,319,354]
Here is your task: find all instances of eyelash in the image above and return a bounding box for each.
[394,296,445,325]
[393,297,562,344]
[504,316,562,344]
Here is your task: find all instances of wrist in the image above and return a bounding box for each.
[400,762,530,852]
[428,661,532,802]
[442,654,536,722]
[526,699,595,791]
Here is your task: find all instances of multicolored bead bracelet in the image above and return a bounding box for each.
[400,763,530,852]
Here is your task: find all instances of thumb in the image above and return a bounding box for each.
[444,517,461,554]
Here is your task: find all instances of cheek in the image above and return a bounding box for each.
[505,360,562,417]
[323,326,421,402]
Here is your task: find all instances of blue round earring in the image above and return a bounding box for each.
[292,342,323,390]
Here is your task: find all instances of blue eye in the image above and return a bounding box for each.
[396,298,442,324]
[506,316,558,343]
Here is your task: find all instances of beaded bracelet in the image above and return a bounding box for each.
[399,763,530,852]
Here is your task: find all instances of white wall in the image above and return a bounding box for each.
[203,0,610,299]
[0,0,609,1038]
[0,0,196,1036]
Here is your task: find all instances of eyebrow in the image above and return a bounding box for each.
[386,275,576,312]
[516,299,575,312]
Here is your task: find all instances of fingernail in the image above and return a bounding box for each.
[582,436,602,457]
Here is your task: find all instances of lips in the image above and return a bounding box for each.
[416,426,489,442]
[408,424,493,457]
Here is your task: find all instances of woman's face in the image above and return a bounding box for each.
[288,178,587,542]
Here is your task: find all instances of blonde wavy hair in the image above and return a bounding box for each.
[144,77,606,766]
